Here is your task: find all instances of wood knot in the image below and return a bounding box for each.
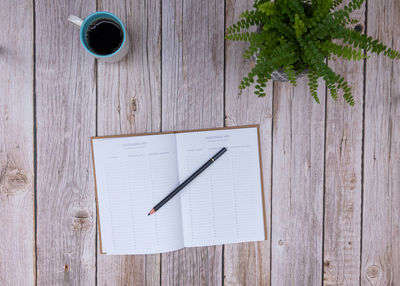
[343,172,357,191]
[0,168,29,195]
[278,239,284,246]
[72,210,92,231]
[131,98,137,112]
[324,260,331,268]
[349,175,357,190]
[128,98,137,124]
[366,265,380,278]
[7,172,28,187]
[346,202,354,213]
[64,264,69,272]
[224,115,235,125]
[74,210,89,219]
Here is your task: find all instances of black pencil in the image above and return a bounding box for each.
[148,147,227,215]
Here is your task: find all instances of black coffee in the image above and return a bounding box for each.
[86,19,123,55]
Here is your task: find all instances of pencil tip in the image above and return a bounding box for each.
[148,209,155,216]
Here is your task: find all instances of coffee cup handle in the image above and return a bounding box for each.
[68,15,83,27]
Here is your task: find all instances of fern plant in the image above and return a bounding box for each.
[226,0,400,105]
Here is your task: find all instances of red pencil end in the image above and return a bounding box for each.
[148,209,156,216]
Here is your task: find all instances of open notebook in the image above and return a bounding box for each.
[91,125,267,254]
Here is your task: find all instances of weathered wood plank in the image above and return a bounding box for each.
[35,0,97,284]
[161,0,224,284]
[0,0,35,285]
[322,2,365,285]
[96,0,162,285]
[271,79,325,285]
[362,0,400,284]
[224,0,272,285]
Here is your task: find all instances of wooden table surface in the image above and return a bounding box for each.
[1,0,399,285]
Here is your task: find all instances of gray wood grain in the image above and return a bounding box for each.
[0,0,35,285]
[35,0,97,284]
[322,2,365,285]
[161,0,224,284]
[362,0,400,284]
[224,0,272,285]
[3,0,400,284]
[271,79,325,285]
[96,0,162,285]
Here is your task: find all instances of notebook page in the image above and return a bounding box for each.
[176,127,265,247]
[92,134,184,254]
